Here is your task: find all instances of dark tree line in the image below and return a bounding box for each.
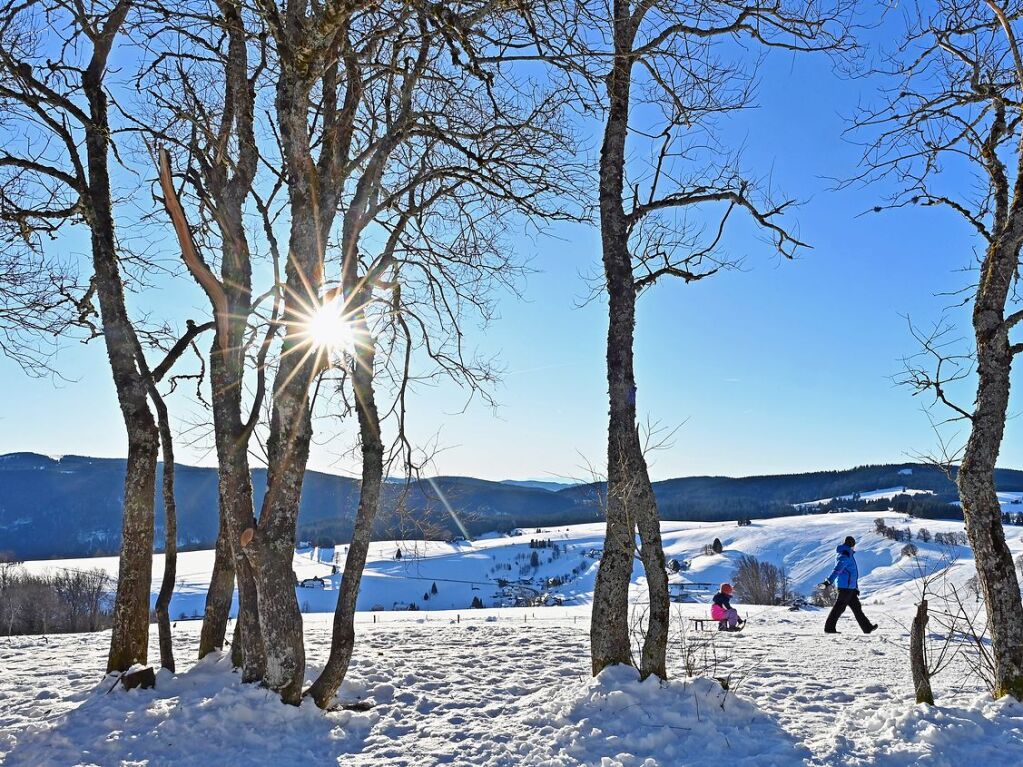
[0,560,112,636]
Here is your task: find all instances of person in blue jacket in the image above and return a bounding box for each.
[820,536,878,634]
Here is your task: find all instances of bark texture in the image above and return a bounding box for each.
[201,226,265,681]
[958,240,1023,700]
[79,2,160,674]
[250,11,356,699]
[252,191,318,702]
[910,600,934,705]
[156,1,267,678]
[590,0,669,680]
[306,316,382,708]
[152,394,177,672]
[198,525,235,658]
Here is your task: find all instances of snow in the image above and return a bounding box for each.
[19,511,1012,622]
[825,693,1023,766]
[794,488,935,509]
[3,607,1023,766]
[949,492,1023,514]
[506,665,809,766]
[4,510,1023,765]
[995,492,1023,513]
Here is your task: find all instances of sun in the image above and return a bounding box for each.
[303,298,355,354]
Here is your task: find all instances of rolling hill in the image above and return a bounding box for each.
[2,452,1021,560]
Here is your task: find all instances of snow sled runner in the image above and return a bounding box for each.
[718,619,746,632]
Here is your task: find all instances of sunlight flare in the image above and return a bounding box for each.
[302,298,355,354]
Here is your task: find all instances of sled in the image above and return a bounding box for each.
[689,617,746,632]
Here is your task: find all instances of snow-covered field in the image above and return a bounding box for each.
[794,487,936,508]
[4,607,1023,766]
[18,511,1015,617]
[4,511,1023,766]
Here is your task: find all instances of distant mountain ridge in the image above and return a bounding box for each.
[3,452,1021,560]
[499,479,578,492]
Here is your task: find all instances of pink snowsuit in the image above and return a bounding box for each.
[711,594,740,629]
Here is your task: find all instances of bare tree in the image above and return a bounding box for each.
[0,0,162,673]
[236,0,388,704]
[522,0,851,680]
[2,565,113,635]
[140,0,272,680]
[861,0,1023,699]
[53,568,113,632]
[0,235,77,372]
[0,0,214,675]
[140,324,214,671]
[731,554,790,605]
[304,8,579,707]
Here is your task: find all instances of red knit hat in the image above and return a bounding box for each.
[720,583,733,594]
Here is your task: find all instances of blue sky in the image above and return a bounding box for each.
[1,23,1018,483]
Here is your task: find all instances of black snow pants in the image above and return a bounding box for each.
[824,588,874,633]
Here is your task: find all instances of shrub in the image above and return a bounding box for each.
[731,555,790,605]
[0,563,112,635]
[810,585,837,607]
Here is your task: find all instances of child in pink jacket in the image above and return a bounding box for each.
[710,583,743,631]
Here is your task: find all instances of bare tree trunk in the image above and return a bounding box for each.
[634,479,669,680]
[910,600,934,704]
[78,3,160,674]
[248,54,338,702]
[204,339,265,682]
[106,424,158,674]
[199,524,234,658]
[153,0,268,678]
[590,6,637,676]
[233,557,265,681]
[590,300,638,674]
[153,394,177,672]
[251,333,313,702]
[958,243,1023,699]
[215,400,266,682]
[307,319,382,708]
[590,2,668,679]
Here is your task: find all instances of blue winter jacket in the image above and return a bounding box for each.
[826,544,859,590]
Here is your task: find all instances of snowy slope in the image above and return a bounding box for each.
[6,511,1023,765]
[19,511,1020,621]
[794,487,935,508]
[951,491,1023,515]
[3,608,1023,766]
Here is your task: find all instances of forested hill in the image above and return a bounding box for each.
[2,452,1019,560]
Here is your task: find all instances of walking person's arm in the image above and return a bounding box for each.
[824,559,847,587]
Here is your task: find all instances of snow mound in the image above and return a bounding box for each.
[499,665,808,766]
[1,652,386,767]
[827,693,1023,766]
